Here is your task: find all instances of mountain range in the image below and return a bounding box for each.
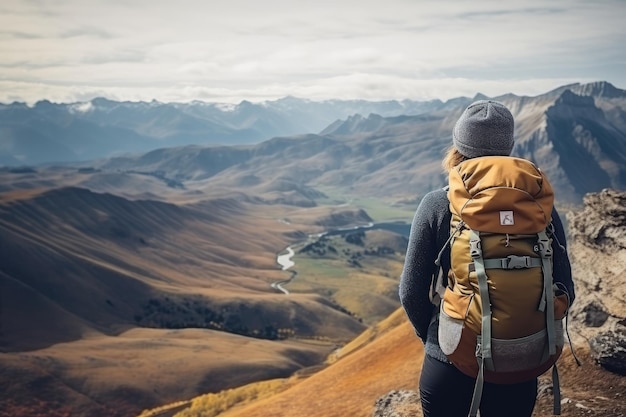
[2,81,624,205]
[0,95,443,166]
[0,81,625,417]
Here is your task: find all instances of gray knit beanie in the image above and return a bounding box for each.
[452,100,514,158]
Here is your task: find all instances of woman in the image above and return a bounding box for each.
[399,100,576,417]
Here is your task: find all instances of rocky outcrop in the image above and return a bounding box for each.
[588,327,626,375]
[567,188,626,375]
[568,188,626,254]
[372,390,421,417]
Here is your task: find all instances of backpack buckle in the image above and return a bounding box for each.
[537,238,553,258]
[469,239,482,259]
[505,255,530,269]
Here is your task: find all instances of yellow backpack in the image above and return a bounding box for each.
[434,156,570,417]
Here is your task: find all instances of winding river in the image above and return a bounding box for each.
[273,248,296,294]
[272,221,410,294]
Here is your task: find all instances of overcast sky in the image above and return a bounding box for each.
[1,0,625,105]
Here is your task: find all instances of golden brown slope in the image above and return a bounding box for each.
[0,328,333,417]
[216,309,423,417]
[170,313,626,417]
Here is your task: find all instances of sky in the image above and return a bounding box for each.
[1,0,625,105]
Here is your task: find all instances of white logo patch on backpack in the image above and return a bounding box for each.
[499,210,514,225]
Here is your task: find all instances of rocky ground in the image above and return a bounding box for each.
[373,189,626,417]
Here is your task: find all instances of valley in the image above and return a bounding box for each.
[0,166,412,417]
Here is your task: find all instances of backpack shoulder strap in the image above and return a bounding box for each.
[429,186,453,305]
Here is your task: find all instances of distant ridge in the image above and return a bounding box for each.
[69,81,626,204]
[0,95,445,165]
[1,81,623,169]
[570,81,626,98]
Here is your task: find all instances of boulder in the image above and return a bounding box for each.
[589,327,626,375]
[371,390,421,417]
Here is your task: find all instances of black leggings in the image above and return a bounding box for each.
[419,354,538,417]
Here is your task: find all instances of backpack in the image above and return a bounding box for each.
[432,156,571,417]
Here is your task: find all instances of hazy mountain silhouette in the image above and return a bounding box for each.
[72,81,626,204]
[0,96,444,165]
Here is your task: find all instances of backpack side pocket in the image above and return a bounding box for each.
[439,287,473,356]
[553,284,570,320]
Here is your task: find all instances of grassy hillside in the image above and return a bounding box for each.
[160,308,424,417]
[0,186,364,350]
[285,229,407,325]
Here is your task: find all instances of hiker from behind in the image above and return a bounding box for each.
[399,100,576,417]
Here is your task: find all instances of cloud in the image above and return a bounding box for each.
[0,0,624,104]
[60,27,115,40]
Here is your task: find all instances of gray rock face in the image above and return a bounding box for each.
[567,188,626,374]
[568,189,626,253]
[581,301,610,327]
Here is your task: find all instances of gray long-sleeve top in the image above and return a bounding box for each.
[399,187,576,362]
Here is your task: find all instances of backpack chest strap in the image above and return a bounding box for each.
[469,255,543,272]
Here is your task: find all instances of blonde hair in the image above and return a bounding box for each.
[442,145,468,173]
